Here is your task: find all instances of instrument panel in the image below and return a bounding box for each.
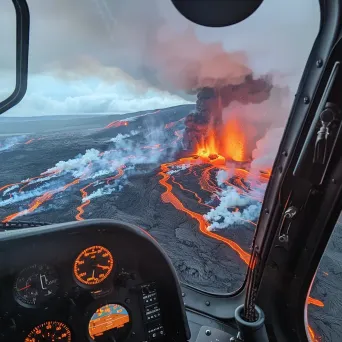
[0,220,190,342]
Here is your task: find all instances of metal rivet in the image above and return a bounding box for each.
[332,179,336,184]
[205,329,211,336]
[278,166,283,174]
[316,59,323,68]
[182,292,185,297]
[125,298,131,304]
[205,300,210,306]
[282,151,288,157]
[265,209,269,214]
[304,96,310,104]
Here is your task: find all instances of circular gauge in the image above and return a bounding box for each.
[74,245,114,286]
[14,264,59,307]
[88,304,131,341]
[25,321,71,342]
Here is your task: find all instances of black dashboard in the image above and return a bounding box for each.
[0,220,190,342]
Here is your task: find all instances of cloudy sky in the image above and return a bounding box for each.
[0,0,320,117]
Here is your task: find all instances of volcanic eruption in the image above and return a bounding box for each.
[182,74,273,165]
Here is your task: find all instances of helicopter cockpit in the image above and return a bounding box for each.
[0,220,190,341]
[1,1,342,341]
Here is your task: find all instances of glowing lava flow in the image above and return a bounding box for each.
[307,297,324,307]
[106,165,125,185]
[199,165,221,194]
[158,159,251,265]
[105,120,129,129]
[0,182,20,193]
[75,182,94,221]
[307,297,324,342]
[0,171,60,195]
[2,178,80,222]
[75,166,125,221]
[24,139,35,145]
[171,176,213,209]
[307,325,319,342]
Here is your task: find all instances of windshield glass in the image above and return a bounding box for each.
[0,0,319,294]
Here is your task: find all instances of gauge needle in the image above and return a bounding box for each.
[96,264,110,270]
[40,274,47,290]
[18,284,31,291]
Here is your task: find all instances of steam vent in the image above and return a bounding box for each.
[182,75,273,153]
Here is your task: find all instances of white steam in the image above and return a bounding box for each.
[0,181,60,207]
[251,127,284,172]
[216,170,233,186]
[83,183,124,202]
[0,136,27,152]
[110,130,138,143]
[204,186,262,231]
[205,203,262,231]
[167,164,191,175]
[3,184,19,196]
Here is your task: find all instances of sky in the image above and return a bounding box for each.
[0,0,320,117]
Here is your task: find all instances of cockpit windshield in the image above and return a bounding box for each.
[0,0,323,337]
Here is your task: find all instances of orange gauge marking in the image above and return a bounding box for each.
[89,304,130,340]
[74,245,114,286]
[25,321,71,342]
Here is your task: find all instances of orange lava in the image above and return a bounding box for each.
[0,182,20,193]
[105,120,129,129]
[171,176,213,209]
[18,171,60,193]
[3,178,80,222]
[106,165,125,185]
[75,182,94,221]
[307,297,324,307]
[24,139,35,145]
[307,324,319,342]
[307,296,324,341]
[75,166,125,221]
[199,165,221,195]
[222,116,247,162]
[196,127,219,159]
[260,169,272,180]
[158,158,251,265]
[165,117,185,130]
[0,171,60,196]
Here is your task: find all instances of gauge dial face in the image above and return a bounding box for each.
[14,264,59,307]
[74,245,114,286]
[25,321,71,342]
[88,304,131,340]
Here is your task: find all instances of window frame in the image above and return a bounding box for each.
[0,0,30,115]
[252,1,342,341]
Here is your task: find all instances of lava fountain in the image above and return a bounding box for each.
[182,74,272,159]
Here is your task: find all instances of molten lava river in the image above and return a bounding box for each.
[0,108,326,341]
